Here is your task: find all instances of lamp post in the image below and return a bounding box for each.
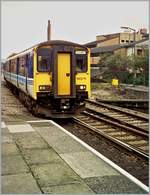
[121,26,136,85]
[120,26,136,57]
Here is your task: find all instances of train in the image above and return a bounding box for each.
[3,40,91,118]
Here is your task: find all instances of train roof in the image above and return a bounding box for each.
[7,40,87,60]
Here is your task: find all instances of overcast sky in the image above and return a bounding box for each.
[2,1,149,59]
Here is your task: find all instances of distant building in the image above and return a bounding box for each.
[85,28,148,49]
[85,28,149,81]
[90,38,149,66]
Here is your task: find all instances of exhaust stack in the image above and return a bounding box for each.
[47,20,51,41]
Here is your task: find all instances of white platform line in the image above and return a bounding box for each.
[27,120,51,123]
[50,120,149,193]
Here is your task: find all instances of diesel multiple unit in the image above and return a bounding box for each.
[3,40,91,118]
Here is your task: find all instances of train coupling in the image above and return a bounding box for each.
[60,99,70,110]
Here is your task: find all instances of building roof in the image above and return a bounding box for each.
[91,38,149,54]
[84,33,119,47]
[84,40,100,47]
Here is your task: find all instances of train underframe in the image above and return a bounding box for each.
[5,80,87,118]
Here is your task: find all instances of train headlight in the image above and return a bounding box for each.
[39,85,50,91]
[77,85,86,90]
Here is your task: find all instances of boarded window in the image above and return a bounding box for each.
[10,59,17,73]
[19,56,26,76]
[6,61,10,72]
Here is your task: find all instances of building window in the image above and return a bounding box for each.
[126,40,129,43]
[137,49,142,56]
[121,40,125,43]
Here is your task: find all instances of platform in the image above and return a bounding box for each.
[1,117,149,194]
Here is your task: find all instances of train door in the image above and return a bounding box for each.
[57,53,71,96]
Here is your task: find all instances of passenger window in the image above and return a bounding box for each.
[76,54,87,72]
[27,54,33,78]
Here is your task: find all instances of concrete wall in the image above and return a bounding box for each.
[91,56,101,64]
[97,37,119,47]
[120,32,142,44]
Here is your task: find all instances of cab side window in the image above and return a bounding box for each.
[37,48,51,72]
[76,54,87,72]
[38,56,49,72]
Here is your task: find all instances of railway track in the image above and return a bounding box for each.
[85,99,148,132]
[73,103,149,159]
[95,98,148,111]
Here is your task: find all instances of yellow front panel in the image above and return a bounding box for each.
[57,53,71,95]
[76,48,91,98]
[33,48,51,100]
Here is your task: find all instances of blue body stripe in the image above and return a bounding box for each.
[4,72,33,85]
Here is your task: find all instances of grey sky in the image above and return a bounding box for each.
[2,1,149,59]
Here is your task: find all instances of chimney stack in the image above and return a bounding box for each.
[47,20,51,41]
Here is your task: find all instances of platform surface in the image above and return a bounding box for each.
[1,116,148,194]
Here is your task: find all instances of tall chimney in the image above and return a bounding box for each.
[47,20,51,41]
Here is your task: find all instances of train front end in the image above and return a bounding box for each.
[35,41,91,118]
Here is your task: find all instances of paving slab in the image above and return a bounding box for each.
[36,126,86,153]
[2,116,21,122]
[42,182,95,194]
[7,124,35,133]
[1,121,6,128]
[2,173,41,194]
[13,132,49,150]
[18,115,37,121]
[29,121,52,127]
[1,127,10,134]
[5,120,28,125]
[35,126,68,139]
[2,143,20,156]
[2,155,29,175]
[60,151,119,178]
[23,148,63,165]
[2,134,14,143]
[84,175,147,194]
[31,161,80,187]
